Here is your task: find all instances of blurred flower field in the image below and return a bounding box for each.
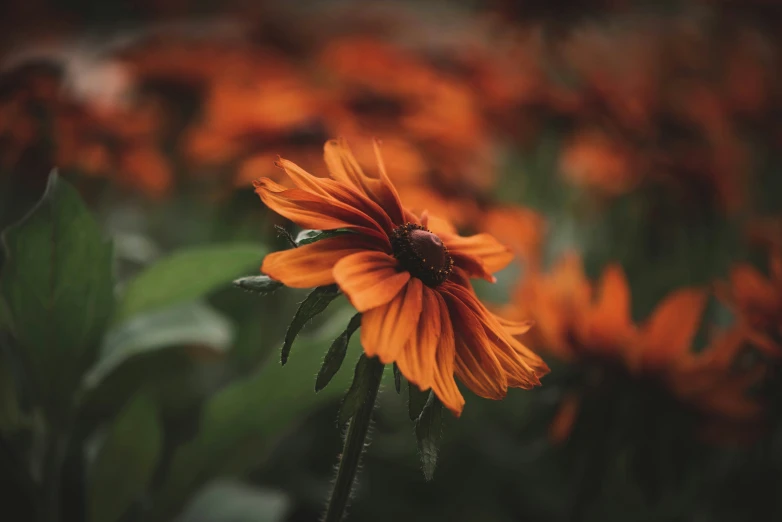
[1,1,781,521]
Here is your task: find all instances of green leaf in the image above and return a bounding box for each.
[178,480,289,522]
[315,313,361,392]
[281,285,341,365]
[0,172,114,416]
[88,393,162,522]
[232,275,283,295]
[408,384,430,422]
[392,363,401,394]
[115,243,265,322]
[415,392,444,481]
[338,354,385,425]
[148,328,361,521]
[84,301,232,389]
[294,229,351,246]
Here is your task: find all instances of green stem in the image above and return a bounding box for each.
[323,357,384,522]
[40,432,68,522]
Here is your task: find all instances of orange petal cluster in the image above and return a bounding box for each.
[504,252,765,442]
[256,139,549,416]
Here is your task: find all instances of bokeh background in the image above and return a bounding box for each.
[1,1,781,521]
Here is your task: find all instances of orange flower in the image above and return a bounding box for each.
[718,250,782,353]
[255,139,549,415]
[507,252,765,442]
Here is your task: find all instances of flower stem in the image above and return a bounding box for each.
[323,357,385,522]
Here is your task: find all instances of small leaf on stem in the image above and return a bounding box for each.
[408,384,430,422]
[232,275,283,295]
[315,313,361,392]
[295,229,351,247]
[281,285,341,365]
[415,392,444,481]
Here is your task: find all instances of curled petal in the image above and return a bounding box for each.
[495,315,534,336]
[333,251,410,312]
[323,138,405,225]
[441,288,508,400]
[254,178,390,245]
[276,158,396,233]
[361,278,423,364]
[262,235,381,288]
[444,282,548,388]
[443,233,513,282]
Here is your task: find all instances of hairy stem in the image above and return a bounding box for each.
[323,357,384,522]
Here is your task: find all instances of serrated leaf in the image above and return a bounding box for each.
[115,243,265,322]
[408,384,430,421]
[393,363,401,394]
[294,229,351,247]
[281,285,341,365]
[88,393,162,522]
[232,275,283,295]
[0,172,114,416]
[84,301,232,389]
[415,392,444,481]
[315,313,361,392]
[338,354,385,425]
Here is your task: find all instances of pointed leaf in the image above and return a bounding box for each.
[233,275,283,295]
[315,313,361,392]
[415,393,444,481]
[408,385,430,422]
[295,229,351,247]
[338,354,384,425]
[88,393,162,522]
[393,363,401,394]
[115,243,265,322]
[281,285,341,365]
[0,172,114,415]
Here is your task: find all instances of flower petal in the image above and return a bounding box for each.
[443,233,514,282]
[254,177,389,244]
[276,157,396,233]
[396,286,441,390]
[361,278,423,364]
[441,287,508,400]
[333,251,410,312]
[323,138,405,225]
[444,281,548,388]
[429,291,466,416]
[261,235,381,288]
[495,316,534,336]
[641,288,708,368]
[583,264,635,349]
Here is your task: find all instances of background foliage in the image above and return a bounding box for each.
[1,1,781,521]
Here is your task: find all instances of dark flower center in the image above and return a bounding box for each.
[390,223,453,288]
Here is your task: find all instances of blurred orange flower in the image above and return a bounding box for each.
[718,250,782,353]
[506,252,765,443]
[255,139,548,415]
